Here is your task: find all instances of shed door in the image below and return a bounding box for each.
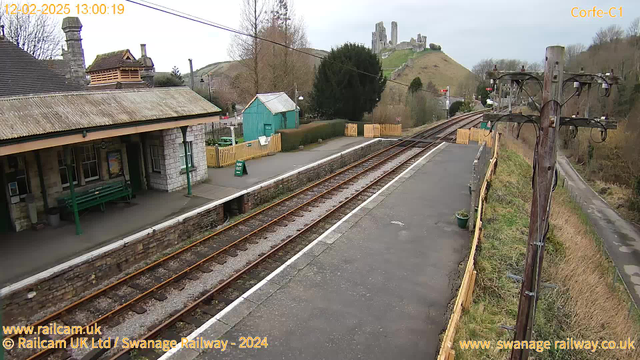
[264,124,273,137]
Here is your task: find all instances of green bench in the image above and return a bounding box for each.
[57,180,132,213]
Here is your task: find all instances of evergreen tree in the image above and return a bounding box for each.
[170,66,184,84]
[408,77,423,94]
[311,43,386,121]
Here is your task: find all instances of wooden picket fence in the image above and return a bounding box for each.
[206,133,281,168]
[437,133,500,360]
[364,124,381,138]
[345,123,358,137]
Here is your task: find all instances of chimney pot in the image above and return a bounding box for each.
[141,44,147,57]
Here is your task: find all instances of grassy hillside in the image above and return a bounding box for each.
[381,49,430,76]
[380,50,473,108]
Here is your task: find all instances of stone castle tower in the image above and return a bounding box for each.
[391,21,398,46]
[371,21,427,55]
[61,17,87,86]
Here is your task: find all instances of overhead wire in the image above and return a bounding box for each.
[126,0,430,93]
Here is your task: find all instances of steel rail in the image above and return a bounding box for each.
[108,113,484,360]
[19,112,483,360]
[10,116,449,336]
[24,121,432,360]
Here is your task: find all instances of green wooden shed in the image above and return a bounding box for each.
[242,92,298,141]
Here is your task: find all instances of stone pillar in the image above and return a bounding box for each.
[61,17,86,87]
[391,21,398,46]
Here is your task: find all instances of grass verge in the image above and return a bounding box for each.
[454,137,639,360]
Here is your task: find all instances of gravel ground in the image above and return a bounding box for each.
[68,147,422,359]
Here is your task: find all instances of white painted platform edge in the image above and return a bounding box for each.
[157,141,447,360]
[1,138,390,298]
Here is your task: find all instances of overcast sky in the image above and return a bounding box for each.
[35,0,640,72]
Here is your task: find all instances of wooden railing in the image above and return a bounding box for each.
[206,134,281,168]
[437,132,500,360]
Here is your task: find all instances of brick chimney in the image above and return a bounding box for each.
[61,17,87,86]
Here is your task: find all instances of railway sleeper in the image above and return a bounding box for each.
[152,291,168,302]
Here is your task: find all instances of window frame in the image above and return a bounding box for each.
[58,149,78,188]
[179,141,193,170]
[79,145,100,182]
[150,145,162,173]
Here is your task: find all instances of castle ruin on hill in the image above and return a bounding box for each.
[371,21,427,55]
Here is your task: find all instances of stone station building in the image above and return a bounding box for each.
[0,88,220,233]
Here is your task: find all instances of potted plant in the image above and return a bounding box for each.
[455,209,469,229]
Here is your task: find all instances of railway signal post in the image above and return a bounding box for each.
[483,45,618,360]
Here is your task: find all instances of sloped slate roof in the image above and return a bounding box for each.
[246,92,296,115]
[0,38,83,97]
[0,87,221,142]
[86,50,143,72]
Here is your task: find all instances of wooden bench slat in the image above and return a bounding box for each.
[56,181,131,213]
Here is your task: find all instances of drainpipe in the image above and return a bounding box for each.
[180,126,192,196]
[35,151,49,211]
[65,146,82,235]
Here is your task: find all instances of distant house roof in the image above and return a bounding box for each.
[245,92,297,115]
[0,87,221,142]
[0,37,84,97]
[86,49,144,72]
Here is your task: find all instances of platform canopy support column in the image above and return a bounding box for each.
[64,146,82,235]
[181,126,192,196]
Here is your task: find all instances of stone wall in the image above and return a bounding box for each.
[161,125,208,192]
[2,203,224,322]
[1,139,392,321]
[2,137,135,231]
[243,140,390,210]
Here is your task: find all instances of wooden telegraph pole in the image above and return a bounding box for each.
[510,46,564,360]
[483,46,617,360]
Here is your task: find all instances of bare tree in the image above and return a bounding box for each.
[593,25,624,45]
[565,43,585,71]
[228,0,267,95]
[627,17,640,38]
[526,61,543,73]
[472,58,494,80]
[259,0,310,97]
[0,1,63,59]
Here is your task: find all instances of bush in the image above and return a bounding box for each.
[278,120,346,151]
[428,43,442,50]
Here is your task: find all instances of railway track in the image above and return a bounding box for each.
[5,111,485,360]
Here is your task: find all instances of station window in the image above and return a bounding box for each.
[179,142,193,170]
[5,155,30,201]
[58,150,78,188]
[150,145,162,173]
[78,145,100,181]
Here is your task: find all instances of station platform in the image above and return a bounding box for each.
[168,143,480,360]
[0,137,371,287]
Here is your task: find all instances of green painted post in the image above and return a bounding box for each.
[181,126,192,196]
[65,147,82,235]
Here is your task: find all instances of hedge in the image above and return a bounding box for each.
[278,120,346,151]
